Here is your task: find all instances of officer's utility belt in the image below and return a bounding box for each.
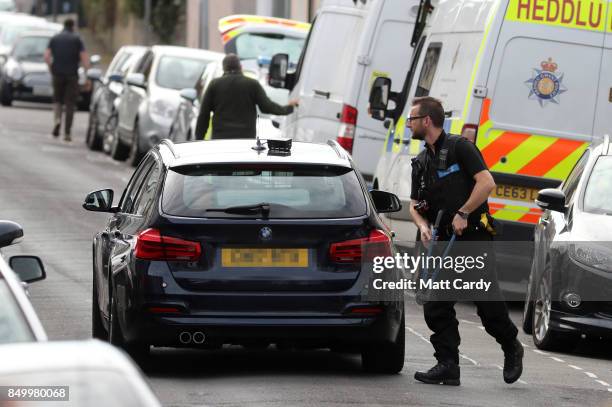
[437,212,501,237]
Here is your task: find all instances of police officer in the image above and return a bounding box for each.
[407,97,523,386]
[44,19,90,142]
[195,54,298,140]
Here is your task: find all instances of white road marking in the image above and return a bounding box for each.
[568,365,583,371]
[585,372,598,379]
[550,357,565,363]
[405,326,430,344]
[608,388,612,392]
[518,379,528,385]
[596,380,610,387]
[460,354,478,366]
[478,326,485,331]
[460,319,478,325]
[494,365,503,370]
[532,349,550,356]
[520,341,530,348]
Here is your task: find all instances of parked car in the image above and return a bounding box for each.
[110,46,221,166]
[0,340,162,407]
[0,220,47,344]
[523,135,612,351]
[0,29,98,108]
[84,138,405,373]
[86,45,148,151]
[169,57,281,143]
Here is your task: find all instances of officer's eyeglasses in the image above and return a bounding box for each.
[407,115,427,122]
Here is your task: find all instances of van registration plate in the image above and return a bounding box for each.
[491,184,539,203]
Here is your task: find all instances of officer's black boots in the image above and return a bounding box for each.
[414,362,461,386]
[502,339,524,384]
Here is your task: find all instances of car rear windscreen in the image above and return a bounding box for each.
[162,164,367,219]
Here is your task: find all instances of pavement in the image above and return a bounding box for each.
[1,101,611,407]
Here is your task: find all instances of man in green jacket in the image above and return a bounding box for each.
[195,54,298,139]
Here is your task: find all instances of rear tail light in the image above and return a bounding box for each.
[461,124,478,143]
[135,228,201,261]
[329,229,392,264]
[337,103,358,153]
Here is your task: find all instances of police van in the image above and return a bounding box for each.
[369,0,612,295]
[268,0,420,180]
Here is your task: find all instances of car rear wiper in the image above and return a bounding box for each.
[206,203,271,217]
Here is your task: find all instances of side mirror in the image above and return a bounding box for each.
[370,190,402,213]
[83,189,115,212]
[535,188,566,213]
[90,54,101,65]
[0,220,23,248]
[9,256,46,283]
[179,88,197,102]
[87,68,102,82]
[126,72,146,89]
[369,77,392,121]
[108,73,123,83]
[268,53,288,89]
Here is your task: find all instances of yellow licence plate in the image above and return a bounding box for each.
[491,184,539,203]
[221,248,309,268]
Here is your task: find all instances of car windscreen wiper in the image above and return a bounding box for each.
[206,202,271,217]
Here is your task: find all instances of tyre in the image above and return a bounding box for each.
[1,82,13,106]
[92,272,108,340]
[86,107,103,150]
[110,127,129,161]
[361,313,405,374]
[522,261,537,334]
[127,124,144,167]
[108,288,149,362]
[531,265,579,351]
[78,93,91,111]
[103,111,118,155]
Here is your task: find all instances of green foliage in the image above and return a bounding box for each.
[124,0,145,18]
[152,0,184,43]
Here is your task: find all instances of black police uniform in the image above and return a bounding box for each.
[411,130,518,365]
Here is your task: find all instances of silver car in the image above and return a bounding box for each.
[0,220,47,344]
[0,340,162,407]
[86,45,147,152]
[111,45,221,166]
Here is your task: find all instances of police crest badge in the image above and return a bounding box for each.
[525,57,567,107]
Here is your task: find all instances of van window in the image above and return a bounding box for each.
[415,43,441,97]
[301,12,364,98]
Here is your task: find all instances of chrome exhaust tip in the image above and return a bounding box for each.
[179,331,192,344]
[192,331,206,344]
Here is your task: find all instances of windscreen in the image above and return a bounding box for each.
[583,156,612,215]
[155,56,209,90]
[1,25,44,47]
[162,164,367,219]
[12,36,48,61]
[234,33,305,64]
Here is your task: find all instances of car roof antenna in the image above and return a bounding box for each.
[252,115,266,152]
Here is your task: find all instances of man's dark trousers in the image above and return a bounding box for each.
[52,74,79,137]
[423,228,518,364]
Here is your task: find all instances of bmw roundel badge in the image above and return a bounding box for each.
[259,227,272,241]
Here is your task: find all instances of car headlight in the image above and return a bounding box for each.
[149,99,176,121]
[569,243,612,272]
[6,62,23,81]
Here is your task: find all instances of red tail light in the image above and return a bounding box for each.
[337,104,358,153]
[329,229,392,263]
[135,228,201,261]
[461,124,478,143]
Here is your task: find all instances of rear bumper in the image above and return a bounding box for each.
[125,311,402,347]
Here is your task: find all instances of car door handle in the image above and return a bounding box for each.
[314,89,330,99]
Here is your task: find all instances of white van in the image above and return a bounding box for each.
[268,0,419,180]
[369,0,612,295]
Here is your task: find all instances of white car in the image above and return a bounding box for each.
[0,340,162,407]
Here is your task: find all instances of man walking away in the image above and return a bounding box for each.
[44,19,90,142]
[195,54,297,140]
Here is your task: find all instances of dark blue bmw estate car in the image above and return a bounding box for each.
[84,138,405,373]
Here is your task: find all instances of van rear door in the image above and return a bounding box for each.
[593,8,612,138]
[284,5,367,144]
[351,0,418,178]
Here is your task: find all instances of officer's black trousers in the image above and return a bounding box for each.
[423,229,518,365]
